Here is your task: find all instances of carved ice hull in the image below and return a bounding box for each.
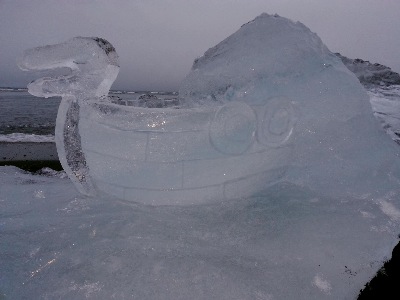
[79,100,294,205]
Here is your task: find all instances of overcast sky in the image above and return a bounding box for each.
[1,0,399,91]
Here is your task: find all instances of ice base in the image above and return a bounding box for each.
[1,166,398,299]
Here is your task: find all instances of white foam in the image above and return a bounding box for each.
[0,133,55,143]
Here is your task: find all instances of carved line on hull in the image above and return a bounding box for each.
[93,167,287,205]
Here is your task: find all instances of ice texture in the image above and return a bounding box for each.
[18,37,120,196]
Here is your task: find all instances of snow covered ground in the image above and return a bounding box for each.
[367,85,400,144]
[1,165,399,299]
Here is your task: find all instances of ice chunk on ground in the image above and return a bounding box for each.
[18,37,120,196]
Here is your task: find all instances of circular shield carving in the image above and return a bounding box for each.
[210,102,256,155]
[257,96,295,147]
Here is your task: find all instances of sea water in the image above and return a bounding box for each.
[0,89,177,138]
[2,87,400,144]
[0,90,59,135]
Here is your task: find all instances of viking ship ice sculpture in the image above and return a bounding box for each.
[18,14,400,206]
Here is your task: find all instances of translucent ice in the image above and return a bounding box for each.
[18,37,119,99]
[19,14,400,207]
[18,37,119,196]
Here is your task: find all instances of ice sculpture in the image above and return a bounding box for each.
[18,14,400,206]
[18,37,120,196]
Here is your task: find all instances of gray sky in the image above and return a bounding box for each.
[1,0,399,91]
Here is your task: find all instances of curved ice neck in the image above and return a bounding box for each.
[19,37,120,101]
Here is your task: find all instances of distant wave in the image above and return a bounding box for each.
[0,133,55,143]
